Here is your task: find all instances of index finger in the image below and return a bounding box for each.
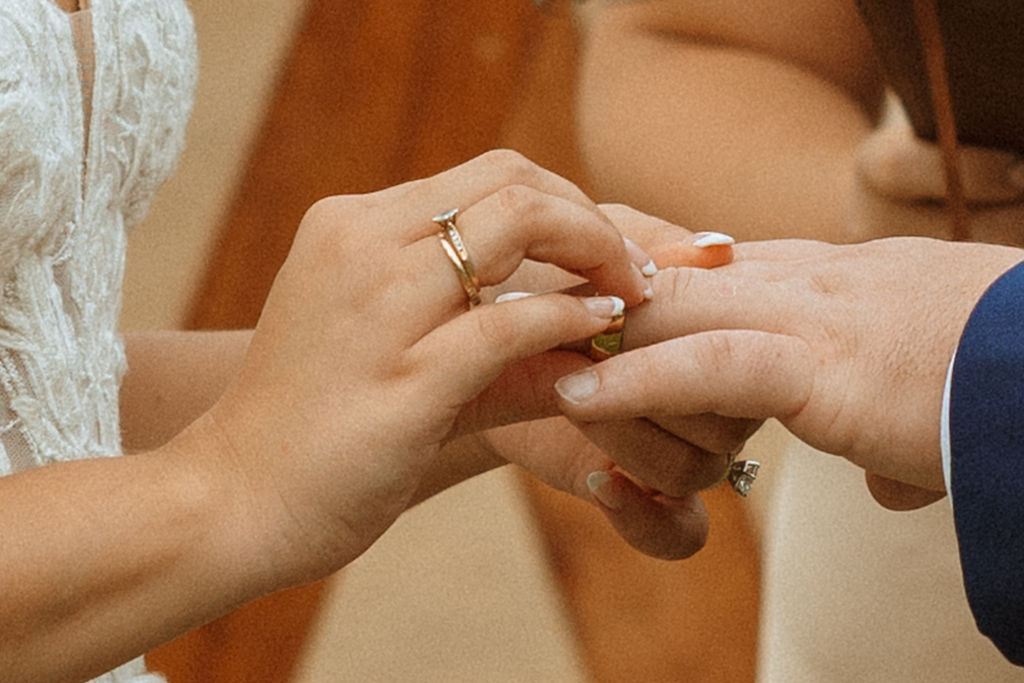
[622,267,796,350]
[378,150,602,241]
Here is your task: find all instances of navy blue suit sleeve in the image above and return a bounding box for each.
[951,259,1024,666]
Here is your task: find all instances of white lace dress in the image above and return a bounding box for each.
[0,0,196,680]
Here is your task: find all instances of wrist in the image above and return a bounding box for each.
[157,412,311,599]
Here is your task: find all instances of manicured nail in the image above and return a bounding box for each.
[624,237,658,276]
[587,471,622,510]
[555,369,599,404]
[643,283,655,301]
[495,291,533,303]
[693,231,736,248]
[1009,160,1024,191]
[582,295,624,318]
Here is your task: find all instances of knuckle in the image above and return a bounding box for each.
[660,266,697,309]
[298,195,364,251]
[473,305,523,354]
[493,183,544,220]
[691,333,736,379]
[482,148,541,183]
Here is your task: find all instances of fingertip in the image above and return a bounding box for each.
[692,231,736,248]
[591,474,709,560]
[555,368,600,406]
[629,263,652,306]
[624,237,659,277]
[650,235,735,269]
[494,291,534,304]
[864,471,946,511]
[581,295,625,320]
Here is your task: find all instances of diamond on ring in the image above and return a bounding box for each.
[727,460,760,497]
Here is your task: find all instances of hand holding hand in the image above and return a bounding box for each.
[174,151,651,589]
[478,205,754,560]
[556,235,1024,503]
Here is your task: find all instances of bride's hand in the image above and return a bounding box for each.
[174,151,651,589]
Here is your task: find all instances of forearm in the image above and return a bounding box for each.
[0,419,276,682]
[576,0,885,242]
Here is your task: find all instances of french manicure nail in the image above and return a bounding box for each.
[495,291,533,303]
[624,237,658,276]
[587,471,622,510]
[693,231,736,248]
[582,296,624,318]
[555,369,599,404]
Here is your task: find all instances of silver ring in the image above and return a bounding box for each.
[727,459,760,497]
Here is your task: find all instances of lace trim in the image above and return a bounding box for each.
[0,2,197,678]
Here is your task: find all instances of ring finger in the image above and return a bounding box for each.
[385,186,649,342]
[568,415,753,497]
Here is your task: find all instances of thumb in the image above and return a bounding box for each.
[555,330,814,424]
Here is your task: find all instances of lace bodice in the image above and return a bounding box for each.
[0,0,197,680]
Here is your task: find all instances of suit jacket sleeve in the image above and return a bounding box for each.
[950,259,1024,666]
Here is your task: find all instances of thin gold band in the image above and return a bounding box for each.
[434,208,481,307]
[588,310,625,362]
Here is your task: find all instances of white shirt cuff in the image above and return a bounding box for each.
[940,350,956,496]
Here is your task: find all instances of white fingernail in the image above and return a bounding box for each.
[495,291,533,303]
[643,284,655,301]
[555,369,600,404]
[693,231,736,248]
[624,237,657,277]
[582,296,625,318]
[587,471,622,510]
[1009,161,1024,191]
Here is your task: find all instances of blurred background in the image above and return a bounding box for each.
[128,1,759,680]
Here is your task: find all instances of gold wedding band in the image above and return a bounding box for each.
[433,208,482,307]
[588,308,625,362]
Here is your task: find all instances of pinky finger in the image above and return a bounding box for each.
[587,469,709,560]
[864,471,946,510]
